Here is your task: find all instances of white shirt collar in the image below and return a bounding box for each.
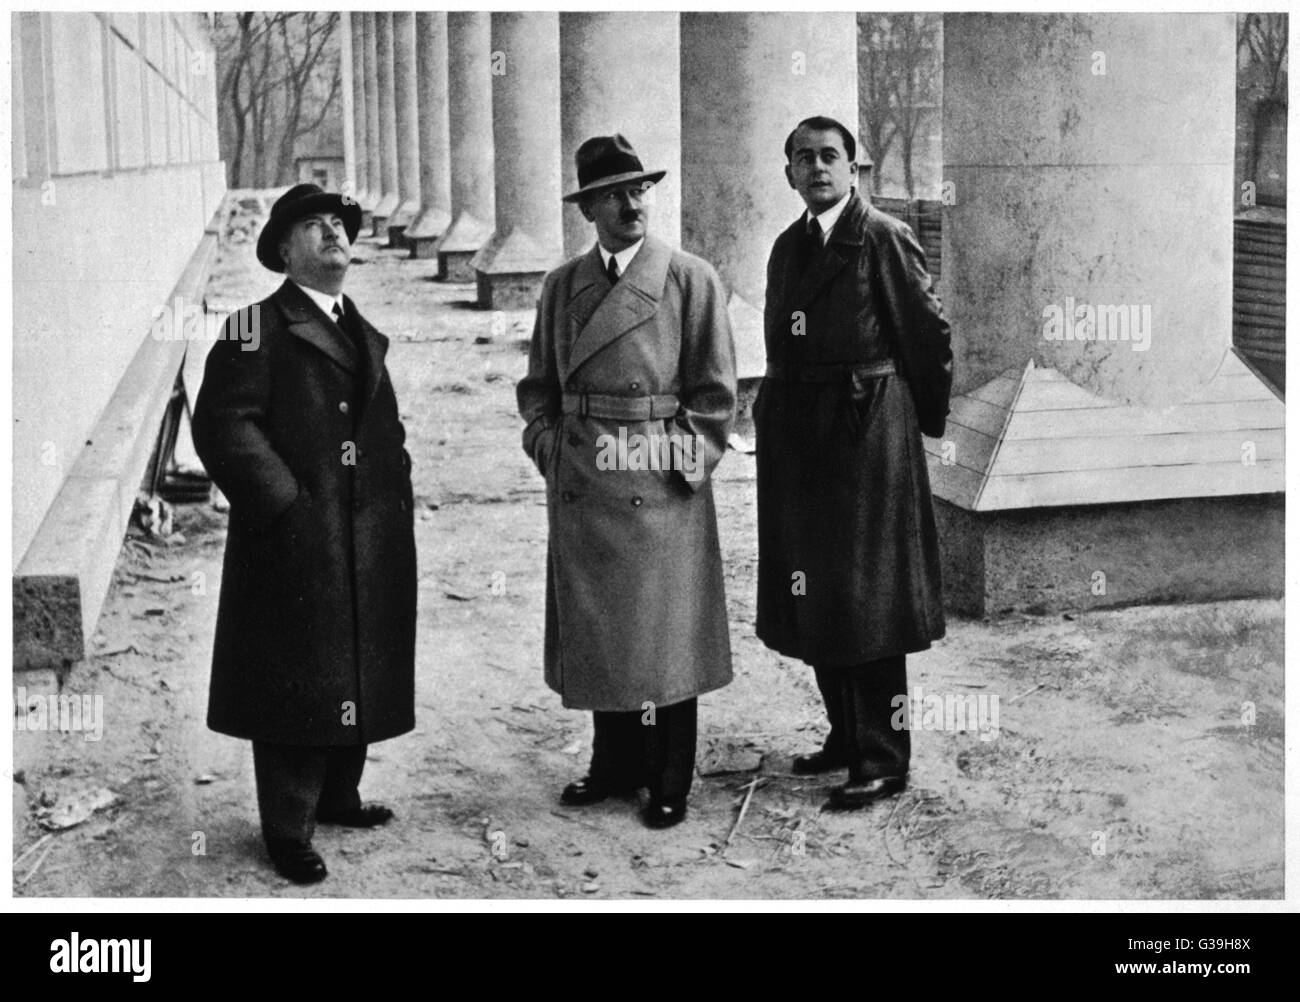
[291,279,345,320]
[597,238,645,277]
[805,188,854,245]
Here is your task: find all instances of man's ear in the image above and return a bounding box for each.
[848,160,859,181]
[578,201,596,223]
[784,163,796,190]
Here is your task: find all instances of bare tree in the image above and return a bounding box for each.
[858,15,898,195]
[858,13,942,199]
[215,12,341,188]
[1237,13,1288,198]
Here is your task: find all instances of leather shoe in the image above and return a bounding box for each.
[560,776,636,807]
[642,797,687,829]
[824,775,907,811]
[792,749,848,775]
[316,803,394,828]
[266,839,328,884]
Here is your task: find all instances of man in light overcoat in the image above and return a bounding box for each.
[517,135,737,829]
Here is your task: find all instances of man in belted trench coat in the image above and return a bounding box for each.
[517,135,737,829]
[755,117,953,810]
[192,184,417,883]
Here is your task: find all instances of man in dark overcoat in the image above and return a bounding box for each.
[192,184,417,882]
[755,117,953,810]
[518,135,737,829]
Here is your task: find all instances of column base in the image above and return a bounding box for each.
[359,209,374,233]
[370,215,389,237]
[935,494,1284,617]
[475,269,545,310]
[439,250,478,282]
[409,236,440,260]
[387,224,409,249]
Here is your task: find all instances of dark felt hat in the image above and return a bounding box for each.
[562,134,666,203]
[256,184,362,272]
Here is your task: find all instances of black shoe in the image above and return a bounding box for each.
[266,839,328,884]
[824,775,907,811]
[316,803,394,828]
[560,776,634,807]
[792,750,848,775]
[642,797,687,829]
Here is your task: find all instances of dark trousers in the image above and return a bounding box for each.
[589,697,697,801]
[813,656,910,780]
[252,741,367,842]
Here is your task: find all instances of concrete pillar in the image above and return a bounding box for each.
[559,13,681,259]
[926,14,1281,615]
[407,13,452,259]
[362,13,381,223]
[349,12,374,215]
[472,12,563,309]
[436,11,495,281]
[372,12,400,230]
[386,11,421,247]
[340,15,358,205]
[680,13,858,378]
[943,13,1234,407]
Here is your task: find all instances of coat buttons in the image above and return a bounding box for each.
[562,491,575,503]
[339,401,350,414]
[629,381,640,391]
[631,496,643,507]
[568,434,581,447]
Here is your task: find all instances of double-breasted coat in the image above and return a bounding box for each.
[517,236,738,711]
[755,193,953,666]
[192,279,417,746]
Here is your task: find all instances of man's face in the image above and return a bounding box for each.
[785,127,857,213]
[279,212,350,287]
[579,182,653,252]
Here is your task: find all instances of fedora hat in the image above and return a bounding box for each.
[256,183,362,272]
[562,134,666,203]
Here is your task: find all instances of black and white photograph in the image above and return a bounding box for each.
[7,5,1290,915]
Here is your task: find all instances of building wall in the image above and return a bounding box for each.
[11,12,225,566]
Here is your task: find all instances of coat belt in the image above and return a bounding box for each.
[561,392,681,421]
[763,359,896,383]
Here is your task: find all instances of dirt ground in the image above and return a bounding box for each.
[12,194,1285,900]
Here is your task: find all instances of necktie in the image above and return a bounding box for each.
[331,301,345,325]
[606,254,621,284]
[799,216,823,272]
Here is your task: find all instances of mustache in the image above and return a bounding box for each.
[619,210,642,223]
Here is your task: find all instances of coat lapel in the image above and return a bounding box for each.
[786,193,868,312]
[564,236,672,380]
[277,280,359,374]
[346,297,390,414]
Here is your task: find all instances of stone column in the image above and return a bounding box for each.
[559,13,681,259]
[363,13,381,223]
[680,13,858,378]
[386,11,421,247]
[372,12,400,231]
[436,11,495,281]
[943,13,1234,407]
[349,12,374,215]
[407,12,453,259]
[472,12,563,309]
[926,14,1281,615]
[340,14,358,206]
